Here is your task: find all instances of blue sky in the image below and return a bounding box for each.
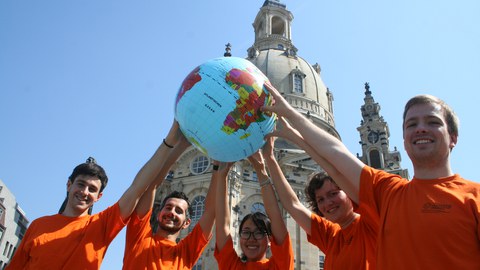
[1,1,479,269]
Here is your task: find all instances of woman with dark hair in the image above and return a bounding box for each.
[264,118,378,270]
[214,151,294,269]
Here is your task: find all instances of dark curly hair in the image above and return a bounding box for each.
[304,171,338,216]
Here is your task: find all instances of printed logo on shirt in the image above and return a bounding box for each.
[422,202,451,213]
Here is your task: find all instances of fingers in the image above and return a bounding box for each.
[264,81,280,97]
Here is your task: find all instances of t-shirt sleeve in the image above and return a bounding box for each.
[125,209,153,249]
[177,223,209,268]
[269,232,295,270]
[5,220,36,269]
[98,202,128,243]
[307,212,340,252]
[214,236,242,268]
[359,166,407,218]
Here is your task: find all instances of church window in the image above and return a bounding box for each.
[190,155,210,175]
[319,255,325,269]
[189,195,206,232]
[369,149,382,169]
[271,16,285,36]
[294,73,303,93]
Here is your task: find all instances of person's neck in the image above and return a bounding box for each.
[156,229,182,242]
[339,212,359,229]
[413,163,454,180]
[61,208,89,218]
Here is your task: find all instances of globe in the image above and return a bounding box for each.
[175,56,276,162]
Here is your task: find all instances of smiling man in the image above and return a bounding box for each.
[6,121,183,270]
[122,134,216,270]
[262,83,480,270]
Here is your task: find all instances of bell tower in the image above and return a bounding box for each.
[357,83,409,178]
[248,0,296,58]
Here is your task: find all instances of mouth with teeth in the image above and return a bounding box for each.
[326,206,339,214]
[161,216,177,225]
[74,194,90,204]
[414,138,433,144]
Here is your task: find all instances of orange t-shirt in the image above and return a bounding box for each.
[122,209,209,270]
[307,203,378,270]
[214,233,294,270]
[360,166,480,269]
[6,203,126,270]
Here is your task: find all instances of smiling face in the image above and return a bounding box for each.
[65,175,103,216]
[314,180,354,224]
[403,102,457,169]
[157,197,190,234]
[239,217,270,262]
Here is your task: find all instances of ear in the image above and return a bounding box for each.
[449,134,458,150]
[95,191,103,202]
[66,179,72,191]
[182,218,191,229]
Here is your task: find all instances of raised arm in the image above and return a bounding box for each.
[215,162,234,251]
[262,137,313,235]
[133,128,191,218]
[196,161,219,239]
[117,121,184,220]
[248,151,288,244]
[262,83,364,199]
[273,117,359,203]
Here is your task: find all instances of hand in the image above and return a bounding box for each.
[261,82,295,118]
[267,117,303,143]
[212,160,234,175]
[164,121,191,149]
[247,151,268,177]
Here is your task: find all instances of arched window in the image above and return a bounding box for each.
[189,195,206,232]
[190,155,210,175]
[251,202,266,214]
[271,16,285,36]
[294,74,303,93]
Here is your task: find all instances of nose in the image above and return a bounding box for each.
[415,121,429,134]
[79,186,89,195]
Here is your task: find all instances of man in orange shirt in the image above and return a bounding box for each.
[263,83,480,269]
[6,121,184,270]
[122,131,216,269]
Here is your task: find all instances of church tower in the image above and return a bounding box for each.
[357,82,409,178]
[245,1,338,268]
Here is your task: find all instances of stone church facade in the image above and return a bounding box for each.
[152,1,408,269]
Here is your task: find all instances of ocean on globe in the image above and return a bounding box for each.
[174,56,276,162]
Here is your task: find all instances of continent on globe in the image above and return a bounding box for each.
[222,67,272,136]
[175,66,201,105]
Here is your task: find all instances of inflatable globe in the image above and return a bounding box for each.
[175,56,276,162]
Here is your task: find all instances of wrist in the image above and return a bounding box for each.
[259,177,271,188]
[163,138,174,148]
